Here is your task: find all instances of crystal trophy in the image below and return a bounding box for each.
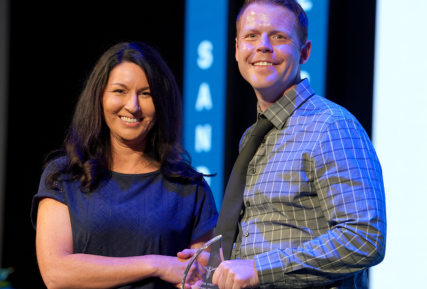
[181,235,223,289]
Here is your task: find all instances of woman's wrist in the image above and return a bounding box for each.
[145,255,167,278]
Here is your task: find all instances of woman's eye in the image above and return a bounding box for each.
[113,89,125,94]
[139,91,152,97]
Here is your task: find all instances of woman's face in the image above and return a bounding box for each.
[102,61,156,149]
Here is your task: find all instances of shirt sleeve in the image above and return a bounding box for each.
[31,159,67,229]
[254,119,386,288]
[190,179,219,243]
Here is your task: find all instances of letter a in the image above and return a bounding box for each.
[195,82,213,111]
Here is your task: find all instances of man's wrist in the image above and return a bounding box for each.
[254,249,286,288]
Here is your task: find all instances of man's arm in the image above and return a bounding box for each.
[254,119,386,288]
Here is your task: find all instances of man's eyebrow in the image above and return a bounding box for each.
[269,29,292,35]
[241,28,258,33]
[241,28,292,35]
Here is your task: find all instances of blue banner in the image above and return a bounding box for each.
[183,0,229,211]
[298,0,329,96]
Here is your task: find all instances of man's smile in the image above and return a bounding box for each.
[252,61,280,66]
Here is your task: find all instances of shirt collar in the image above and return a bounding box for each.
[257,78,315,129]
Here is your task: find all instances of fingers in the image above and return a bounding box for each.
[178,250,210,268]
[174,282,191,289]
[192,280,203,289]
[213,263,234,289]
[196,260,207,276]
[184,260,205,286]
[196,251,210,266]
[212,264,222,287]
[177,249,198,259]
[211,260,258,289]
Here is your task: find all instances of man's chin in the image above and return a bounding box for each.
[249,80,277,91]
[251,82,282,94]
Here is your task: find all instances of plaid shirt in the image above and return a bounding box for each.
[231,79,386,288]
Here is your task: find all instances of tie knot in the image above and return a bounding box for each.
[251,117,274,138]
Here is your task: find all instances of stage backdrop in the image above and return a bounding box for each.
[183,0,229,211]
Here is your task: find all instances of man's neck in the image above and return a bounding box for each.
[255,83,298,112]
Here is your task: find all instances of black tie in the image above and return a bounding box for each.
[214,116,274,260]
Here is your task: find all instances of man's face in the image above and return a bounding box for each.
[236,3,310,102]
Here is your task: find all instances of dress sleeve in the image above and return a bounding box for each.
[189,179,219,243]
[31,159,68,229]
[254,119,387,288]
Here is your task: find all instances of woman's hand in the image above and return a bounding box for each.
[177,249,210,267]
[152,255,205,288]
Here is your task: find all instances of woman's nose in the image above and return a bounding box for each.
[124,93,140,113]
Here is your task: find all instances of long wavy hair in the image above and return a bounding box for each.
[46,42,203,190]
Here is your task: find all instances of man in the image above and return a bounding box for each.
[180,1,386,288]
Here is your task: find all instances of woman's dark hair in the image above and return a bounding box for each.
[47,42,203,190]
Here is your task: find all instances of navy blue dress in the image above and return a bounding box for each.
[31,158,219,289]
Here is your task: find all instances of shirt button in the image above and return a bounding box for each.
[250,168,256,174]
[244,231,249,237]
[246,201,250,207]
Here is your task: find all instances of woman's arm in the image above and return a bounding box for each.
[189,229,215,250]
[36,198,194,289]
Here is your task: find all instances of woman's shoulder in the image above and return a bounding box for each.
[47,155,69,167]
[43,156,69,175]
[161,171,212,198]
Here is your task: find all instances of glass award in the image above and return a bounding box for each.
[181,235,224,289]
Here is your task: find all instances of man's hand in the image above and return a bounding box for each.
[178,250,259,289]
[212,259,259,289]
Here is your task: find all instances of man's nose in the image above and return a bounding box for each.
[256,33,273,53]
[125,92,140,113]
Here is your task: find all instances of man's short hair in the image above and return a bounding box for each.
[236,0,308,47]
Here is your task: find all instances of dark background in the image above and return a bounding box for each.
[1,0,376,288]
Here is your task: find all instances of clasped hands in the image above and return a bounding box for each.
[178,249,259,289]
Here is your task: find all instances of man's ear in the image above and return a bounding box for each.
[299,40,311,64]
[235,38,239,62]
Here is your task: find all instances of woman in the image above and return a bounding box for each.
[31,42,218,289]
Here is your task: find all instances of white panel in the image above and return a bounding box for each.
[371,0,427,288]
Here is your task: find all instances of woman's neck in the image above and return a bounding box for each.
[109,137,158,174]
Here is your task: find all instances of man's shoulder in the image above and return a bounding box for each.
[297,94,359,125]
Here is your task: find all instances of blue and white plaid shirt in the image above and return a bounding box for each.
[232,79,386,289]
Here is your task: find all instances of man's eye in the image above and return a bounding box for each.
[247,34,256,38]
